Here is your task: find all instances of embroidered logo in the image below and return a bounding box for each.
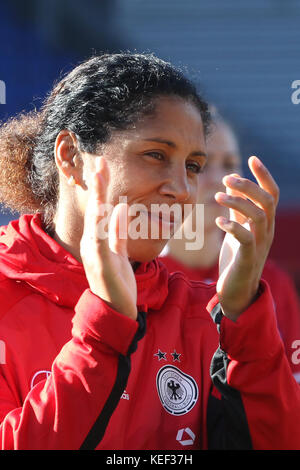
[154,348,182,362]
[156,365,198,415]
[171,349,181,362]
[154,349,167,361]
[176,427,196,446]
[121,389,130,400]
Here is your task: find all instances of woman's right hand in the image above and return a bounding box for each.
[80,157,138,321]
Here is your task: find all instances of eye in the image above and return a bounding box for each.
[186,161,204,174]
[145,151,164,160]
[223,161,238,172]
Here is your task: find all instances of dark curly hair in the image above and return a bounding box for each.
[0,53,211,230]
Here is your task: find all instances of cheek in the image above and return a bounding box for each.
[186,178,199,204]
[106,160,144,201]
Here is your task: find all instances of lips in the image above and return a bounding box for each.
[147,210,181,226]
[125,203,184,239]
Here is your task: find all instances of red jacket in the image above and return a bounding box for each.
[159,254,300,383]
[0,214,299,450]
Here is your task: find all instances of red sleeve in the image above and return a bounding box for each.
[207,281,300,450]
[262,261,300,382]
[0,289,145,450]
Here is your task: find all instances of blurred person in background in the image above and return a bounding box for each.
[160,107,300,384]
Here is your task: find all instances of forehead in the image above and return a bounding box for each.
[110,96,206,148]
[207,123,239,155]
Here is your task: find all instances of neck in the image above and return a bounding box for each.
[53,201,84,263]
[166,227,223,269]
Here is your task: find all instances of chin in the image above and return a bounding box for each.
[127,238,168,263]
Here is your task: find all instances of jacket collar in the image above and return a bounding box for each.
[0,214,169,312]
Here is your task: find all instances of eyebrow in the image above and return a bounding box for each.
[142,138,207,158]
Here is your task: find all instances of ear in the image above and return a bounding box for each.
[54,130,82,186]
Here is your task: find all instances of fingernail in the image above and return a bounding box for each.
[215,192,230,201]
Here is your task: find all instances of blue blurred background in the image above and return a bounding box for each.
[0,0,299,287]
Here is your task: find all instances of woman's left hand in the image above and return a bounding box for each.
[214,156,279,321]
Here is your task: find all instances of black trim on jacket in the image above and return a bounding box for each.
[207,303,253,450]
[79,311,146,450]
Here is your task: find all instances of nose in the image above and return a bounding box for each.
[158,167,191,202]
